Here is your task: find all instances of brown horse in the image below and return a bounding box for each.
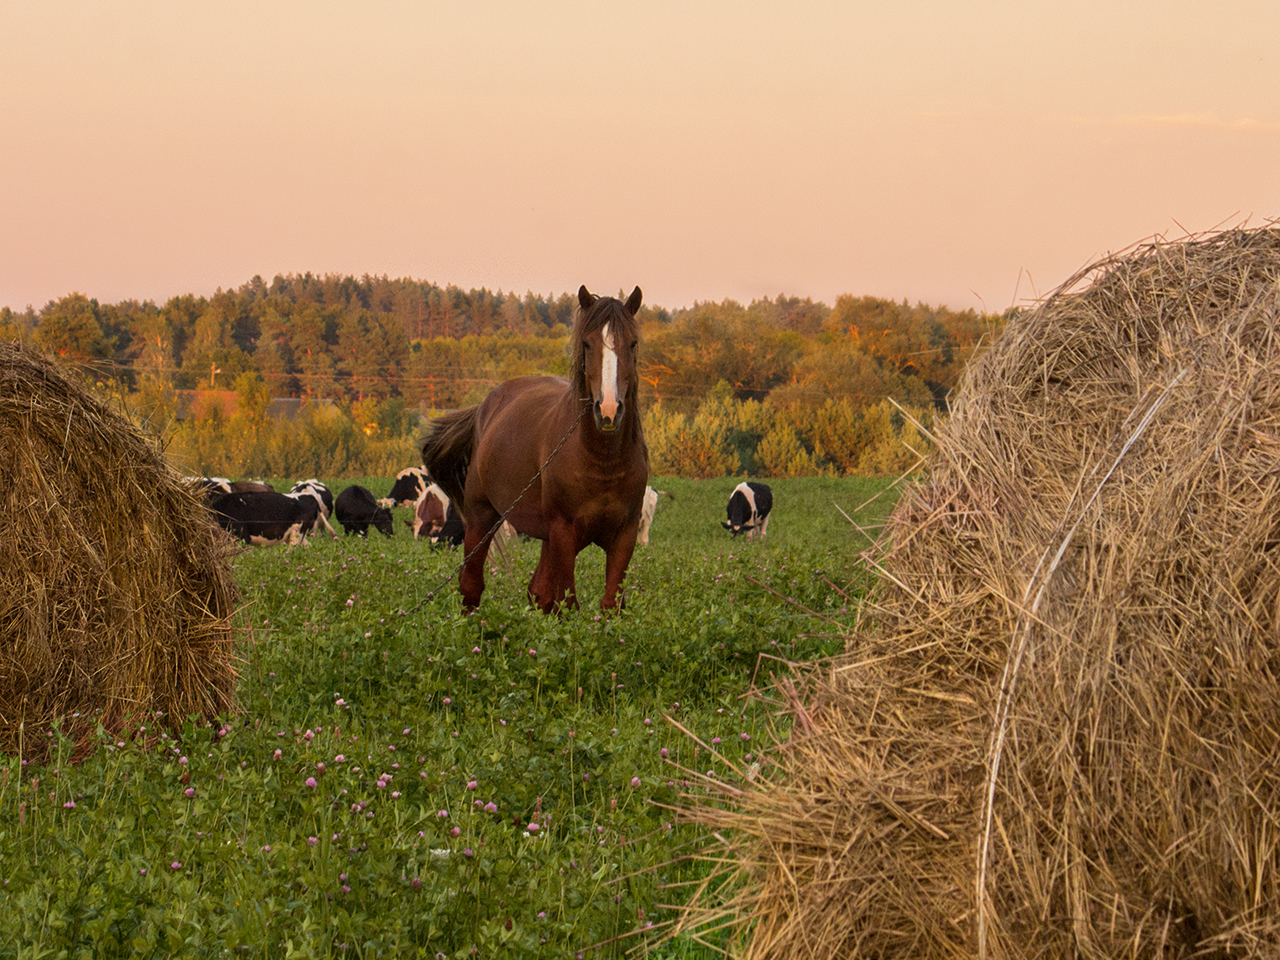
[421,285,649,613]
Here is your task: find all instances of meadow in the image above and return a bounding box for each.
[0,475,899,959]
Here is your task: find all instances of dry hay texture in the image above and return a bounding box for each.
[0,341,236,760]
[680,227,1280,960]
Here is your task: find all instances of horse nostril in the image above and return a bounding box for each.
[597,398,621,423]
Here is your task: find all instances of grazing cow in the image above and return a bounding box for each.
[186,476,232,504]
[208,491,320,546]
[287,479,337,537]
[335,484,395,537]
[196,476,233,492]
[411,483,465,545]
[382,466,431,507]
[637,487,674,545]
[722,481,772,539]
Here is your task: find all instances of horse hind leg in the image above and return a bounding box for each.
[527,544,556,613]
[459,520,497,611]
[528,549,578,613]
[529,522,579,614]
[560,563,579,611]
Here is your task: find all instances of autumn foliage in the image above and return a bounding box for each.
[3,274,1001,478]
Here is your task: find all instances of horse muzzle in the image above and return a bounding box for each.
[593,399,623,432]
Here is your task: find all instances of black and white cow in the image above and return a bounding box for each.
[335,484,395,537]
[208,491,321,546]
[287,479,337,537]
[722,481,773,539]
[188,476,233,502]
[188,477,277,505]
[638,486,674,546]
[382,467,431,508]
[411,483,465,545]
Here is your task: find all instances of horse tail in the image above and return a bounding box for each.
[421,407,478,519]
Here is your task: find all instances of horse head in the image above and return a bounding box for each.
[576,285,642,433]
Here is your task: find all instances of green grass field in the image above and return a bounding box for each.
[0,475,899,959]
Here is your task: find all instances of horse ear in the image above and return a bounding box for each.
[624,286,643,315]
[578,285,596,310]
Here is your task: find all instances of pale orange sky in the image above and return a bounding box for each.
[2,1,1277,314]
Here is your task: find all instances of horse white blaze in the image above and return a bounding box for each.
[599,322,620,422]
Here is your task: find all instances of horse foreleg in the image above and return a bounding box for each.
[459,523,494,611]
[601,524,640,611]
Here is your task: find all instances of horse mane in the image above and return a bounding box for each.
[569,289,642,401]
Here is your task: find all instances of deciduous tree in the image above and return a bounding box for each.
[34,293,114,363]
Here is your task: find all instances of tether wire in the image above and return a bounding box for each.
[400,399,592,617]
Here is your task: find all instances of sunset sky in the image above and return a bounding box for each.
[2,1,1277,315]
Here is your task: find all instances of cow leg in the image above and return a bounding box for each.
[760,514,770,538]
[601,523,639,611]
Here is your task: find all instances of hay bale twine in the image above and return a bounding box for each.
[0,342,236,759]
[682,227,1280,959]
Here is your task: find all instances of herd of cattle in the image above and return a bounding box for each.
[189,467,773,549]
[191,468,438,547]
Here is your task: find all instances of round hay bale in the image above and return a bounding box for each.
[0,341,236,760]
[680,227,1280,958]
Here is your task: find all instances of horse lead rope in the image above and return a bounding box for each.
[401,400,592,617]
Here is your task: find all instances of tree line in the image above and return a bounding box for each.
[1,273,1006,409]
[2,273,1008,476]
